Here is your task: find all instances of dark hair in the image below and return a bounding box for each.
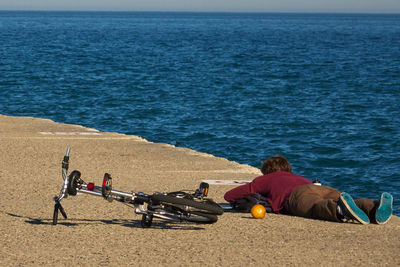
[261,155,292,175]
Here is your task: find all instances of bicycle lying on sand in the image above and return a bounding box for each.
[52,147,224,228]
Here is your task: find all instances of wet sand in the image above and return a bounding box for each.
[0,114,399,266]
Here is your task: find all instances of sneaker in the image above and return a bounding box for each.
[376,192,393,225]
[338,193,370,225]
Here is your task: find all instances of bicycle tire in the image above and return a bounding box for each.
[141,213,153,228]
[151,193,224,215]
[185,211,218,224]
[67,170,81,196]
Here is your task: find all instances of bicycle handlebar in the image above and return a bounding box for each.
[62,147,70,171]
[56,147,71,203]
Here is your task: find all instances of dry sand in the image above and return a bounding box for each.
[0,114,399,266]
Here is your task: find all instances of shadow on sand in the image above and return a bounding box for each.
[6,212,207,230]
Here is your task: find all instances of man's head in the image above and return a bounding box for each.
[261,155,292,175]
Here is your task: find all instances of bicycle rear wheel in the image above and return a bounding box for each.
[151,193,223,215]
[185,211,218,223]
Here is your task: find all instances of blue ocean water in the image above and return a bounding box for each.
[1,11,399,215]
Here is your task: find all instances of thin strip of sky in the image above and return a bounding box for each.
[0,0,399,13]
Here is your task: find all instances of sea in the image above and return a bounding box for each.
[0,11,399,215]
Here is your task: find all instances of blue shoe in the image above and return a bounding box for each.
[338,193,370,225]
[376,192,393,225]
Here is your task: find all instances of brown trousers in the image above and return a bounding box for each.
[284,184,377,222]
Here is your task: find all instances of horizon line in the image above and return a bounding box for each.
[1,9,400,15]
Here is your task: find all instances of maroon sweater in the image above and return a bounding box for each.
[224,171,312,213]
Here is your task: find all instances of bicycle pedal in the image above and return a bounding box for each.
[199,182,209,197]
[102,173,112,198]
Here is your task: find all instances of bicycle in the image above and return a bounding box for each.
[52,147,224,228]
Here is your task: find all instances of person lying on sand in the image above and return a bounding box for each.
[224,155,393,224]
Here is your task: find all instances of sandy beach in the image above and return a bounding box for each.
[0,114,399,266]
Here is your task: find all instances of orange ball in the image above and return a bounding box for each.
[251,204,266,219]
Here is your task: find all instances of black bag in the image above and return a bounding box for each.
[231,193,273,213]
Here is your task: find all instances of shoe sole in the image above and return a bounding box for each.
[339,193,370,225]
[376,192,393,225]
